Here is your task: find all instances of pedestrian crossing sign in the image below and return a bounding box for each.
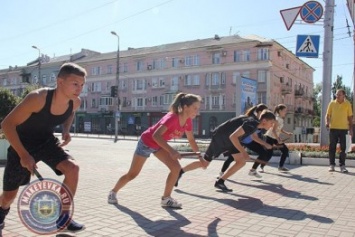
[296,35,320,58]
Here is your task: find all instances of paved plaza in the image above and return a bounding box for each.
[1,137,355,237]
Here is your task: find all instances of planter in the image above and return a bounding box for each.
[289,152,302,165]
[0,139,9,163]
[301,157,355,167]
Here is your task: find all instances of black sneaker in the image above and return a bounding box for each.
[214,181,233,192]
[66,219,85,232]
[57,213,85,232]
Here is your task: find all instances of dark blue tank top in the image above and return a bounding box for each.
[16,89,73,147]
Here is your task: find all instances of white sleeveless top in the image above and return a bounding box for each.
[265,115,283,139]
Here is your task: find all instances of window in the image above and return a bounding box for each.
[152,96,158,106]
[134,79,145,90]
[136,60,144,71]
[184,75,192,86]
[50,73,56,82]
[205,73,211,85]
[185,56,193,66]
[234,50,250,62]
[193,75,200,85]
[172,58,179,68]
[99,97,113,106]
[232,72,241,84]
[107,65,113,74]
[91,99,96,108]
[257,70,267,83]
[185,75,200,86]
[212,96,219,106]
[212,73,219,85]
[193,55,200,66]
[91,82,102,92]
[221,72,226,84]
[171,76,179,86]
[153,58,165,69]
[137,98,144,107]
[258,92,267,104]
[91,67,101,75]
[234,50,242,62]
[151,78,158,88]
[212,52,221,64]
[257,48,269,60]
[243,50,250,61]
[123,63,128,73]
[163,94,175,105]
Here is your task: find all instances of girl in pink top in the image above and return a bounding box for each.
[108,93,202,208]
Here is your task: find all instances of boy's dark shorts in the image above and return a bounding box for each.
[3,136,71,191]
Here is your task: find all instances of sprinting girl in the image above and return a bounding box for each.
[108,93,202,208]
[255,104,292,172]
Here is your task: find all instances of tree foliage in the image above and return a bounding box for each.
[331,75,353,102]
[21,84,41,99]
[0,88,20,125]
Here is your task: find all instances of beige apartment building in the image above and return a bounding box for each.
[0,35,314,141]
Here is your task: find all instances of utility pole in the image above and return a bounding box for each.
[32,45,41,86]
[320,0,335,146]
[111,31,120,143]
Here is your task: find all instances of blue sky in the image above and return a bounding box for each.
[0,0,353,88]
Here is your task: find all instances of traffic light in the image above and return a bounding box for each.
[110,86,118,97]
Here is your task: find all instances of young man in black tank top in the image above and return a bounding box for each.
[0,62,86,233]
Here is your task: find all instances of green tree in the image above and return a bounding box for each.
[312,83,322,127]
[0,88,20,125]
[331,75,353,102]
[21,84,41,99]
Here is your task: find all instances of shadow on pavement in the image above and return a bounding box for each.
[228,180,318,201]
[175,189,333,224]
[114,204,218,237]
[264,171,333,185]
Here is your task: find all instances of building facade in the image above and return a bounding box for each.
[0,35,314,141]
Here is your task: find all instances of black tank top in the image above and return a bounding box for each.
[16,89,73,147]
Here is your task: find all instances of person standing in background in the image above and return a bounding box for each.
[326,89,353,173]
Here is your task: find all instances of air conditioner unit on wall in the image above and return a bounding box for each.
[147,65,152,70]
[179,59,185,63]
[222,51,227,57]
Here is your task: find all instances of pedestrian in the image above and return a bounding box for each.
[108,93,202,208]
[326,89,353,172]
[217,104,273,179]
[175,109,275,192]
[0,62,86,232]
[255,104,293,173]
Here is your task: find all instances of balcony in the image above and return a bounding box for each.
[281,83,292,94]
[295,89,305,97]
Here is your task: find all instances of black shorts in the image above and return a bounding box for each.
[204,136,239,162]
[3,136,71,191]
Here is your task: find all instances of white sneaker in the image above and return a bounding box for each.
[161,197,182,208]
[340,166,348,173]
[217,172,224,179]
[248,170,262,178]
[108,190,118,204]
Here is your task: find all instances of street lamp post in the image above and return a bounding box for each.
[32,45,41,86]
[111,31,120,143]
